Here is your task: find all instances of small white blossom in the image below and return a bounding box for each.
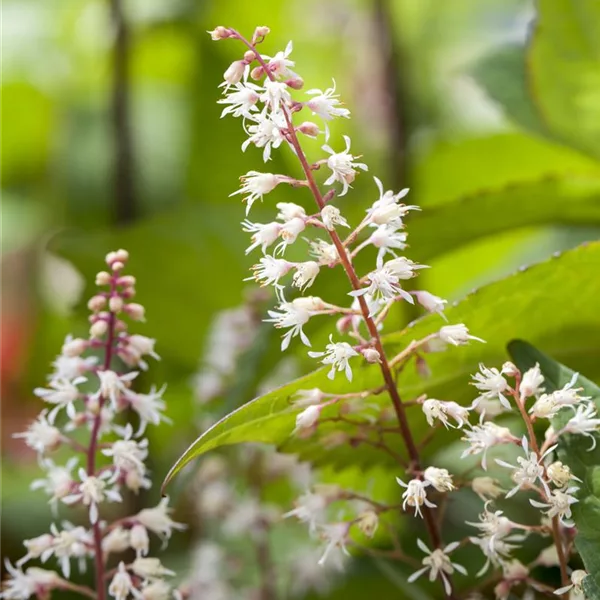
[222,60,246,85]
[423,467,455,492]
[266,298,313,350]
[292,388,326,408]
[471,363,511,410]
[135,498,186,544]
[292,261,320,291]
[308,336,359,381]
[276,217,307,253]
[305,80,350,139]
[520,363,545,399]
[408,539,466,595]
[317,523,350,567]
[276,202,306,221]
[130,524,150,558]
[460,421,516,469]
[562,403,600,449]
[495,437,554,497]
[530,487,579,525]
[367,177,418,226]
[0,563,61,600]
[102,424,148,480]
[34,377,86,423]
[350,265,413,308]
[439,324,485,346]
[50,352,97,381]
[139,581,172,600]
[322,135,368,196]
[108,562,136,600]
[125,385,170,436]
[422,399,470,429]
[309,239,339,266]
[530,374,589,419]
[320,205,349,230]
[241,113,286,162]
[249,256,293,288]
[554,570,588,597]
[62,469,122,524]
[96,370,138,409]
[102,527,131,556]
[218,81,261,119]
[242,219,282,254]
[263,41,297,80]
[546,461,581,488]
[283,491,328,534]
[396,477,435,517]
[230,170,282,214]
[120,335,160,370]
[471,477,504,501]
[13,412,62,455]
[294,405,322,434]
[260,79,292,112]
[47,522,93,579]
[18,534,54,566]
[131,558,175,582]
[366,224,408,267]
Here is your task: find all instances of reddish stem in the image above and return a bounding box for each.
[87,278,117,600]
[230,30,452,598]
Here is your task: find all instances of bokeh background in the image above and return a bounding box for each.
[3,0,600,598]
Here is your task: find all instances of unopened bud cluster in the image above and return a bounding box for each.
[2,251,186,600]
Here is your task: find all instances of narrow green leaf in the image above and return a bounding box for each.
[163,242,600,489]
[508,340,600,598]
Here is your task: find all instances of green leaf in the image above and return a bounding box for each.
[163,242,600,489]
[507,340,600,598]
[469,44,550,138]
[528,0,600,160]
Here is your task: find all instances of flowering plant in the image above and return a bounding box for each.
[163,26,600,600]
[2,251,185,600]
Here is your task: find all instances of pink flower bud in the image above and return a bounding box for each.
[88,295,107,312]
[297,121,320,138]
[243,50,256,63]
[207,26,231,41]
[286,77,304,90]
[90,320,108,338]
[336,315,352,334]
[250,66,264,80]
[117,275,136,286]
[62,337,88,357]
[361,348,381,364]
[109,296,124,313]
[111,261,125,272]
[96,271,111,286]
[124,303,145,321]
[254,26,270,39]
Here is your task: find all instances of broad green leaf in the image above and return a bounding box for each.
[507,340,600,599]
[163,242,600,488]
[469,44,550,139]
[528,0,600,160]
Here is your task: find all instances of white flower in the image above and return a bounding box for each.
[530,375,589,418]
[242,219,282,254]
[260,79,292,112]
[0,562,61,600]
[293,261,320,291]
[230,170,282,214]
[350,265,413,309]
[277,217,307,253]
[139,581,172,600]
[367,177,418,226]
[125,385,170,436]
[34,377,86,423]
[385,256,428,280]
[439,324,485,346]
[31,458,78,505]
[423,467,455,492]
[249,256,293,288]
[467,504,515,539]
[530,487,579,525]
[292,388,326,408]
[135,497,186,543]
[321,205,349,230]
[546,461,581,488]
[554,570,588,597]
[562,403,600,449]
[460,421,516,469]
[495,437,554,497]
[218,81,261,119]
[131,558,175,582]
[520,363,545,399]
[120,335,160,370]
[471,363,511,410]
[102,527,131,556]
[308,336,359,381]
[102,424,148,479]
[317,523,350,567]
[276,202,306,221]
[305,80,350,138]
[96,370,138,409]
[13,412,62,454]
[50,352,97,380]
[61,336,87,357]
[263,41,298,80]
[422,399,470,429]
[17,534,54,566]
[309,239,339,266]
[241,113,286,162]
[283,491,328,534]
[294,405,322,434]
[366,225,408,267]
[108,562,136,600]
[396,477,435,517]
[222,60,246,85]
[471,535,521,576]
[322,135,368,196]
[266,298,314,350]
[471,477,504,501]
[130,524,150,558]
[408,539,466,595]
[47,522,93,578]
[62,469,122,524]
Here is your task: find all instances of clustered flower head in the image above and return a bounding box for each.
[208,24,594,600]
[2,251,186,600]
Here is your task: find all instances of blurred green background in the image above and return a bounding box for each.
[3,0,600,597]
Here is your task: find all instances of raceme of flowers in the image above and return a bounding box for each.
[208,26,594,599]
[2,251,185,600]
